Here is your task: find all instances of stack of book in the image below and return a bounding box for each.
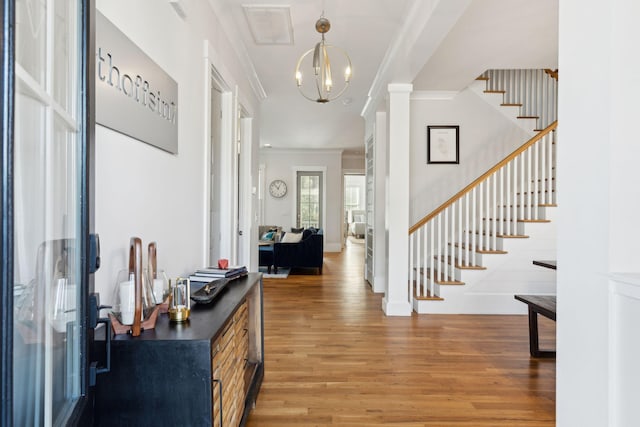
[189,266,248,283]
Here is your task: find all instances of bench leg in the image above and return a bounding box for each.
[528,308,556,358]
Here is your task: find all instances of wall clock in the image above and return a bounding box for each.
[269,179,287,198]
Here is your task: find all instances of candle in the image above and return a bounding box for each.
[119,280,135,325]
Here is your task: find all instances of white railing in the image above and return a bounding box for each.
[409,122,557,302]
[480,69,558,130]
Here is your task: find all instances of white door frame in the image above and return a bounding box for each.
[203,50,234,266]
[236,112,253,267]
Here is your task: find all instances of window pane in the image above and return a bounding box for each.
[297,172,322,229]
[53,0,77,112]
[16,0,47,86]
[14,1,82,425]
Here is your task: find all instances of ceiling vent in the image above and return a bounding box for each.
[243,5,294,45]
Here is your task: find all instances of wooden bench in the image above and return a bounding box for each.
[514,294,556,358]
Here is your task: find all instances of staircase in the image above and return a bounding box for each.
[409,69,558,314]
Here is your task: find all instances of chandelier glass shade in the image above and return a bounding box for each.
[295,16,352,103]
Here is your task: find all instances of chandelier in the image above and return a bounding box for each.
[295,14,352,103]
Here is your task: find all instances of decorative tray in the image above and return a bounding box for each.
[190,278,230,304]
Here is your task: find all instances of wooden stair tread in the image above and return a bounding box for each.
[448,243,508,255]
[517,115,539,119]
[415,268,465,285]
[482,218,551,223]
[435,256,486,270]
[516,190,556,195]
[474,231,530,239]
[500,204,557,208]
[411,282,444,301]
[476,76,489,81]
[501,103,522,107]
[484,90,505,94]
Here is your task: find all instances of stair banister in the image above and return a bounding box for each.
[409,121,557,235]
[409,121,557,303]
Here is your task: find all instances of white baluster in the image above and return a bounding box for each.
[540,134,547,206]
[478,181,484,252]
[458,198,462,268]
[436,215,442,282]
[492,173,497,248]
[422,221,431,296]
[533,142,539,219]
[429,220,435,294]
[444,207,450,279]
[530,147,535,219]
[465,193,470,267]
[415,228,421,297]
[506,163,511,236]
[409,232,414,301]
[471,187,476,268]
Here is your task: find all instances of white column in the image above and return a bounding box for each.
[383,83,413,316]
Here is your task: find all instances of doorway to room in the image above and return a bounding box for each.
[208,85,223,265]
[343,174,366,248]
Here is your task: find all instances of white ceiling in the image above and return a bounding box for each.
[211,0,558,152]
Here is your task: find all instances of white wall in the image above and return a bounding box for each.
[342,153,365,172]
[94,0,259,304]
[557,0,640,425]
[258,149,343,252]
[409,89,531,224]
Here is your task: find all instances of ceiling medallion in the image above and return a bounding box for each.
[294,13,352,103]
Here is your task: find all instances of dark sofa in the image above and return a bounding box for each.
[273,228,323,274]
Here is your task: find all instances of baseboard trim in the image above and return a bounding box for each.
[372,275,386,293]
[382,297,412,316]
[324,243,342,252]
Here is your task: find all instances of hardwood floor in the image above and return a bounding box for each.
[246,239,556,426]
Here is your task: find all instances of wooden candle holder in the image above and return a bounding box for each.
[110,237,159,336]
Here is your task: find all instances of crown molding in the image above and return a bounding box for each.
[361,0,471,118]
[206,0,267,102]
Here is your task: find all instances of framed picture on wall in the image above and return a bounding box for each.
[427,125,459,164]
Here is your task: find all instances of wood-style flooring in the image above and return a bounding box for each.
[246,238,556,426]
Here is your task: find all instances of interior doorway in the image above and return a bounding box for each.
[208,84,223,265]
[343,174,366,247]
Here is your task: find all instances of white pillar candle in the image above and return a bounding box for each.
[119,280,135,325]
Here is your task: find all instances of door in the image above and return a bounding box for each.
[2,0,95,425]
[236,113,252,267]
[296,171,323,229]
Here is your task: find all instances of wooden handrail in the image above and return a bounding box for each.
[409,121,558,234]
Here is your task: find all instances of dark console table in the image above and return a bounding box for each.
[515,260,557,358]
[94,273,263,426]
[532,260,557,270]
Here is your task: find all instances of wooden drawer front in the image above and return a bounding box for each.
[233,300,248,323]
[212,379,222,427]
[218,320,236,350]
[210,299,254,427]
